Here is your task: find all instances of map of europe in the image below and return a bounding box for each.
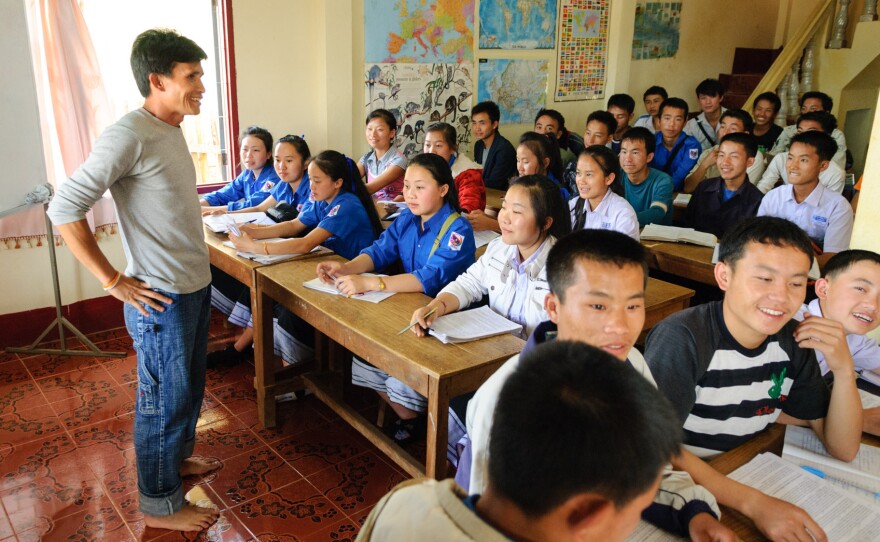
[478,59,548,124]
[364,0,475,63]
[479,0,557,49]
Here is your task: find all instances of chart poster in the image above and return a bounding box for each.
[479,0,557,49]
[364,63,474,157]
[477,58,548,125]
[555,0,609,101]
[632,2,682,60]
[364,0,475,63]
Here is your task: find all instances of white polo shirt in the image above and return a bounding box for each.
[756,153,845,194]
[684,108,728,152]
[757,183,853,253]
[795,299,880,375]
[569,189,640,241]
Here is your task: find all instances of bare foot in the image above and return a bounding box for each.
[143,503,219,532]
[180,456,221,477]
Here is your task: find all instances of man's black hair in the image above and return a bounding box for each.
[643,85,668,101]
[800,91,833,112]
[718,216,814,269]
[488,340,682,516]
[790,130,838,162]
[607,93,636,115]
[547,229,648,301]
[753,92,781,114]
[472,101,501,123]
[695,78,725,98]
[719,132,758,159]
[620,126,656,155]
[797,111,838,134]
[131,29,207,98]
[658,97,689,118]
[586,110,617,138]
[822,250,880,280]
[534,108,566,129]
[720,109,754,133]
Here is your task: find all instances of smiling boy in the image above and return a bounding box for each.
[685,79,728,151]
[650,97,702,191]
[645,216,862,542]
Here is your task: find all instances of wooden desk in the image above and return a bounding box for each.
[485,187,505,212]
[708,425,880,541]
[643,277,694,331]
[256,256,525,479]
[642,240,717,286]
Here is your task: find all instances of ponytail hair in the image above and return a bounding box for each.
[407,153,462,213]
[310,150,384,240]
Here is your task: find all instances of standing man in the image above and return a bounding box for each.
[47,29,219,532]
[471,101,517,189]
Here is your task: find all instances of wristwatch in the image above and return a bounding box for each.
[377,277,386,291]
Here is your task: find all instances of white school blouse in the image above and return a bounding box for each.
[569,189,640,241]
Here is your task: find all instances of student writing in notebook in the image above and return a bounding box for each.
[462,230,734,541]
[211,151,383,367]
[793,249,880,436]
[645,217,862,542]
[201,126,279,213]
[315,153,475,443]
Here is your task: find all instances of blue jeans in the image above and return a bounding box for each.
[125,286,211,516]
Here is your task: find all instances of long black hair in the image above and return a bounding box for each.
[310,150,384,239]
[407,153,462,213]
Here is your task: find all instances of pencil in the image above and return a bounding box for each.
[398,307,437,335]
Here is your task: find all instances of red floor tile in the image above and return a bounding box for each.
[194,417,261,461]
[150,511,253,542]
[15,494,135,541]
[0,513,12,539]
[0,405,65,448]
[71,412,135,454]
[300,517,359,542]
[0,433,78,492]
[198,404,234,428]
[36,364,115,404]
[0,379,49,416]
[51,384,135,429]
[236,398,333,446]
[102,355,138,387]
[205,359,255,392]
[0,469,104,534]
[0,359,29,386]
[198,446,301,509]
[23,352,99,380]
[92,447,138,501]
[272,423,378,478]
[210,378,258,415]
[231,479,344,540]
[0,351,19,365]
[306,451,407,517]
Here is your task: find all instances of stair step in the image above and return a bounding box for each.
[723,92,752,110]
[720,73,765,94]
[732,47,782,74]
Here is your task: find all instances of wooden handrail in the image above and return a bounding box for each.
[744,0,836,110]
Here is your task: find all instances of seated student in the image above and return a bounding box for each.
[357,341,687,542]
[645,216,862,542]
[201,126,280,212]
[464,230,733,541]
[756,111,846,194]
[472,101,517,190]
[795,250,880,436]
[204,135,314,365]
[607,93,636,154]
[563,110,618,194]
[751,91,784,154]
[533,108,581,167]
[422,122,485,213]
[684,79,728,152]
[683,133,764,239]
[215,151,384,366]
[634,85,668,134]
[768,91,848,169]
[316,153,475,442]
[683,109,766,194]
[357,108,408,201]
[571,145,640,240]
[650,98,702,192]
[758,131,853,269]
[620,127,674,226]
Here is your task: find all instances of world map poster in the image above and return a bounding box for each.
[556,0,609,101]
[477,59,548,125]
[479,0,557,49]
[632,2,682,60]
[364,0,475,63]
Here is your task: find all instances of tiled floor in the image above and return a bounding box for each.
[0,312,412,541]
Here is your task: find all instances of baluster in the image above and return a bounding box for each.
[861,0,878,21]
[800,33,817,93]
[788,60,801,118]
[776,74,790,127]
[828,0,851,48]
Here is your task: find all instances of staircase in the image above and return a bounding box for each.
[719,47,782,110]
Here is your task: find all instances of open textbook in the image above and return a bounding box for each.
[427,305,521,344]
[782,425,880,502]
[203,212,275,233]
[302,274,395,303]
[221,240,329,264]
[641,224,717,248]
[729,452,880,540]
[474,230,501,249]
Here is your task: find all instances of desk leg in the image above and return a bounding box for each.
[425,376,450,480]
[254,285,276,428]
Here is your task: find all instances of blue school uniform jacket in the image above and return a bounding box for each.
[203,166,280,211]
[361,202,475,297]
[269,173,314,215]
[650,132,701,192]
[298,192,376,260]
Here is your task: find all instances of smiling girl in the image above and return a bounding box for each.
[422,122,485,213]
[201,126,279,213]
[358,108,408,201]
[315,152,475,442]
[571,145,640,240]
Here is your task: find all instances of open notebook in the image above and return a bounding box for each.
[427,305,521,344]
[641,224,717,248]
[203,212,275,233]
[302,274,395,303]
[221,240,329,264]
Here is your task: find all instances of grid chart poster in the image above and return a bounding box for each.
[477,59,548,125]
[364,0,475,63]
[479,0,557,49]
[555,0,609,101]
[364,63,474,158]
[632,2,682,60]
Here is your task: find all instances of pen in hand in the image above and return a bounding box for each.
[398,307,437,335]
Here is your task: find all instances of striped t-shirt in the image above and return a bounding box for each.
[645,301,830,459]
